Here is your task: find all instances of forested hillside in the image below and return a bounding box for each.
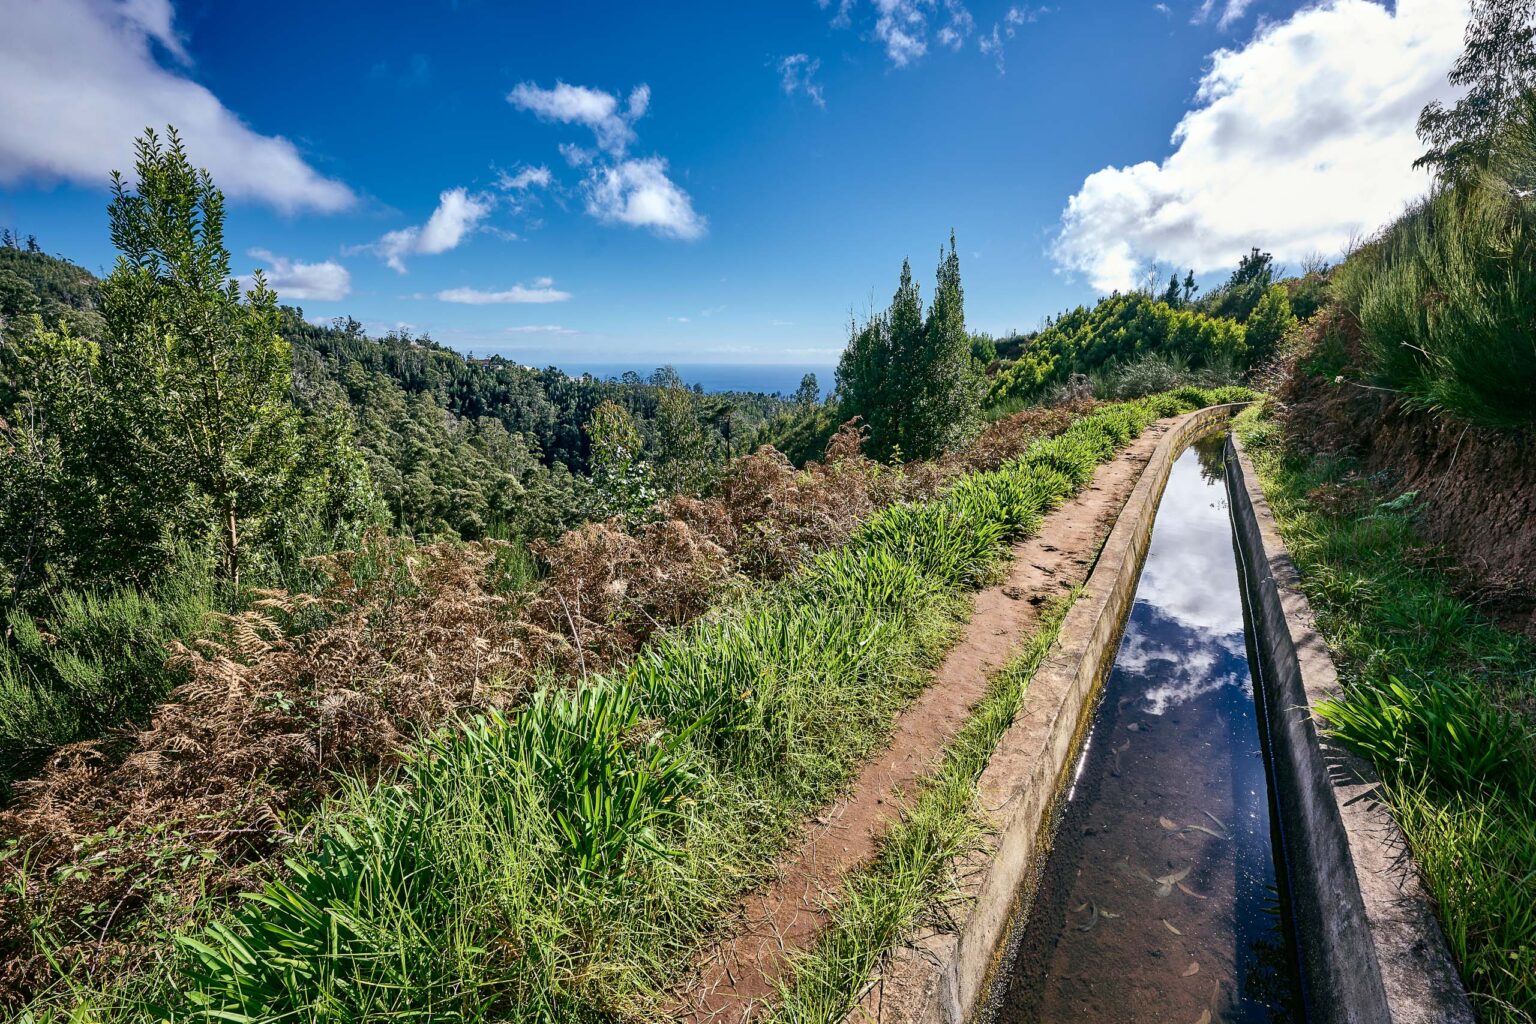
[1,238,797,549]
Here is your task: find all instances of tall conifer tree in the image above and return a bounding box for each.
[834,233,982,460]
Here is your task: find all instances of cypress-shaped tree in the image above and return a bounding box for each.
[834,234,983,460]
[911,233,983,458]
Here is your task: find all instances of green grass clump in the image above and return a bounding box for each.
[769,592,1078,1024]
[1237,404,1536,1022]
[1330,96,1536,428]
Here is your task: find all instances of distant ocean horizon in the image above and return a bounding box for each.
[545,362,837,397]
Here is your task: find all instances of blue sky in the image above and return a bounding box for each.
[0,0,1463,371]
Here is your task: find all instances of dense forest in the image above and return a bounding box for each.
[1,231,800,569]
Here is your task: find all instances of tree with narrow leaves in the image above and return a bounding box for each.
[835,234,982,460]
[1417,0,1536,184]
[1161,272,1183,307]
[794,372,820,406]
[101,128,309,591]
[586,400,654,523]
[651,384,710,495]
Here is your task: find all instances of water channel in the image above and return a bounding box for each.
[992,433,1304,1024]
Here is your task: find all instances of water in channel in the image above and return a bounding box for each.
[993,434,1303,1024]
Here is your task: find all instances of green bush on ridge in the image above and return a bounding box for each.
[987,293,1249,408]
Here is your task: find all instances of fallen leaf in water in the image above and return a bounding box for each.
[1073,901,1089,912]
[1157,864,1192,885]
[1127,723,1141,732]
[1163,919,1182,935]
[1195,1011,1212,1024]
[1178,881,1209,900]
[1159,816,1181,831]
[1182,962,1200,977]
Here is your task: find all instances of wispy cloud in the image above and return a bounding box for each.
[357,187,494,273]
[436,280,572,304]
[1194,0,1254,29]
[242,248,350,301]
[497,165,552,190]
[507,80,650,155]
[1052,0,1465,292]
[978,5,1050,72]
[873,0,931,66]
[830,0,1041,68]
[0,0,353,213]
[777,54,826,107]
[506,324,578,335]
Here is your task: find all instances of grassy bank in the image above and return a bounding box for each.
[1236,404,1536,1023]
[19,389,1248,1022]
[1327,95,1536,429]
[769,590,1078,1023]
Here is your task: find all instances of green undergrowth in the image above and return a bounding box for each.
[769,589,1079,1024]
[1236,403,1536,1023]
[33,388,1247,1024]
[0,552,214,796]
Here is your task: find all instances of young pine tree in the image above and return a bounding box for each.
[835,234,982,461]
[914,233,984,458]
[101,128,305,591]
[1,126,379,599]
[586,400,655,523]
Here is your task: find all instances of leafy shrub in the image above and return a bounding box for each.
[1318,674,1536,797]
[1091,351,1245,400]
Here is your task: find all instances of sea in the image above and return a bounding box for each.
[554,363,835,398]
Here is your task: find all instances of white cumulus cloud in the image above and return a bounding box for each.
[0,0,353,213]
[243,248,350,301]
[436,281,572,304]
[362,187,493,273]
[584,158,707,241]
[507,80,649,155]
[510,82,706,241]
[1052,0,1467,293]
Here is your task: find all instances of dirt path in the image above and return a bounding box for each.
[672,421,1174,1023]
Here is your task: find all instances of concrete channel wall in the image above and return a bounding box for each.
[867,403,1245,1022]
[1224,434,1472,1024]
[863,407,1473,1024]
